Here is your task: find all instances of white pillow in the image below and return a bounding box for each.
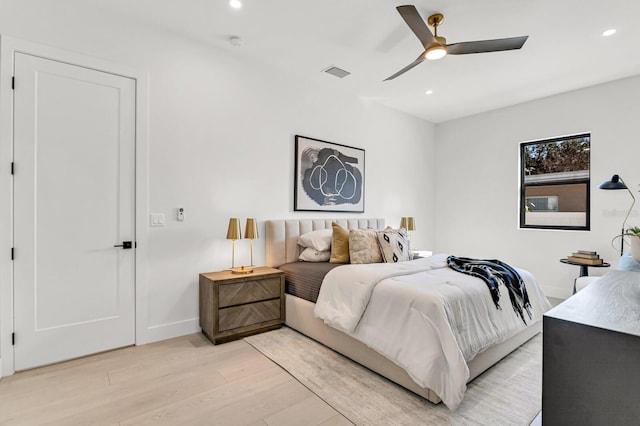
[298,247,331,262]
[297,228,332,252]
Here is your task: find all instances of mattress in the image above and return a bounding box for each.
[278,261,341,303]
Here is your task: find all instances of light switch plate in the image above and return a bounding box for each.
[150,213,165,227]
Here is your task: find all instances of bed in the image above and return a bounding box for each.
[265,218,550,409]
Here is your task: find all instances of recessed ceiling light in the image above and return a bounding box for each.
[425,90,433,95]
[602,29,616,37]
[229,0,242,9]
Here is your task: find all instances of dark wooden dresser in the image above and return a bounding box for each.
[199,267,285,344]
[543,270,640,425]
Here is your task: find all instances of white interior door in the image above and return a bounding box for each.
[13,53,136,370]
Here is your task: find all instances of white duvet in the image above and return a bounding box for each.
[313,254,551,410]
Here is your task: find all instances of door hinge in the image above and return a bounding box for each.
[12,333,15,346]
[11,247,14,260]
[11,76,14,90]
[11,162,14,175]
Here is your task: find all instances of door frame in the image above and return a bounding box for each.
[0,36,150,377]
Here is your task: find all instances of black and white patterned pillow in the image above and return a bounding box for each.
[377,227,410,263]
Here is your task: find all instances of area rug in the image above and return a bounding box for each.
[245,327,541,426]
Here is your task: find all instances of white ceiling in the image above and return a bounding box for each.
[96,0,640,123]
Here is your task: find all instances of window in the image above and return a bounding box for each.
[520,133,590,230]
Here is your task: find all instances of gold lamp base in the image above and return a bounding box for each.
[231,266,254,274]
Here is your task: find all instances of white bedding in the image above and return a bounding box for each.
[314,254,551,410]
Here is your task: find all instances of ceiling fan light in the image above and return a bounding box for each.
[425,46,447,60]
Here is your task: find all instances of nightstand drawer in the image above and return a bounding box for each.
[219,277,281,308]
[218,299,281,331]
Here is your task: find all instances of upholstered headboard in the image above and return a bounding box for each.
[265,218,385,267]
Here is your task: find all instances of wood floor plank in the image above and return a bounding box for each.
[3,362,228,423]
[0,333,350,425]
[107,340,250,386]
[187,379,314,425]
[1,339,241,421]
[60,368,230,425]
[319,414,355,426]
[263,395,341,426]
[118,368,293,425]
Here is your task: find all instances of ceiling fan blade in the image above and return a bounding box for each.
[396,5,436,48]
[383,52,426,81]
[446,36,528,55]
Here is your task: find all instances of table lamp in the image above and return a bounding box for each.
[401,217,416,259]
[244,218,258,269]
[400,217,416,233]
[226,218,250,274]
[407,217,415,233]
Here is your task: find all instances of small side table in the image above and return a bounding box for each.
[560,259,610,294]
[199,267,285,344]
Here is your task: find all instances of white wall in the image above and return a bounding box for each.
[435,76,640,299]
[0,0,436,366]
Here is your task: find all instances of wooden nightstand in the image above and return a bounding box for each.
[199,266,285,344]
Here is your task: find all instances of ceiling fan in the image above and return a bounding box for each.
[384,5,528,81]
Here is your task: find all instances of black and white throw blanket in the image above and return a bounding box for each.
[447,256,533,324]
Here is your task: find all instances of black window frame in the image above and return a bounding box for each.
[519,133,591,231]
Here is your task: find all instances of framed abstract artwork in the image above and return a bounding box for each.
[294,135,365,212]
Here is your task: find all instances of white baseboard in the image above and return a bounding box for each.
[137,318,200,345]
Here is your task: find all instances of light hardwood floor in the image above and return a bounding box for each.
[0,333,353,425]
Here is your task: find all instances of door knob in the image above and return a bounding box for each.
[113,241,133,249]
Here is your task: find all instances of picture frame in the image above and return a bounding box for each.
[294,135,365,212]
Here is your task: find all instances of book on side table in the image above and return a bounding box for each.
[566,250,603,265]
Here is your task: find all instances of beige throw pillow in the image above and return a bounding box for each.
[330,222,350,264]
[349,229,382,264]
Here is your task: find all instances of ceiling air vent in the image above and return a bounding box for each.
[323,66,351,79]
